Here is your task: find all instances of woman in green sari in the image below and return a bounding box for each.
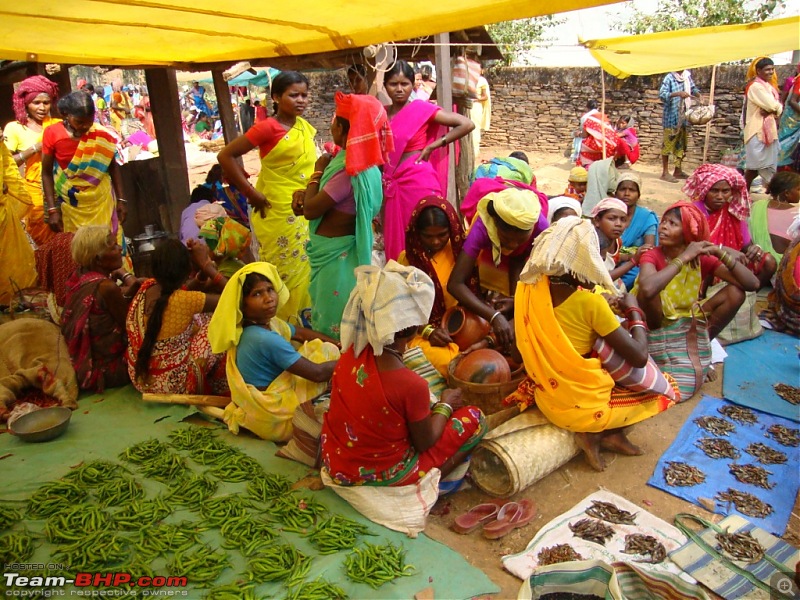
[291,92,392,339]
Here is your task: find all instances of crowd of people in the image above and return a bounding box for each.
[1,55,799,490]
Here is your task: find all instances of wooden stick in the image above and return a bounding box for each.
[702,64,718,164]
[601,68,607,159]
[141,393,230,408]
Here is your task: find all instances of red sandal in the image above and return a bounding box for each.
[451,499,505,534]
[482,499,536,540]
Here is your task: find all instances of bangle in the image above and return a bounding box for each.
[311,170,324,177]
[123,272,134,281]
[431,402,453,419]
[624,306,645,318]
[669,257,684,271]
[421,325,435,340]
[47,206,60,213]
[628,321,649,332]
[117,198,127,204]
[489,310,501,325]
[212,271,224,286]
[721,253,736,270]
[484,335,496,348]
[440,135,448,147]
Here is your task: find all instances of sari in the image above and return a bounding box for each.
[110,92,133,133]
[61,271,128,391]
[620,205,659,289]
[514,277,675,432]
[778,78,800,168]
[248,117,316,322]
[126,279,227,394]
[578,113,619,168]
[0,143,37,305]
[320,346,486,486]
[749,199,793,263]
[762,237,800,335]
[382,101,448,261]
[401,196,478,375]
[3,117,59,246]
[307,150,382,339]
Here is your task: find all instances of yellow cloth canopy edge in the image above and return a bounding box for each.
[581,16,800,79]
[0,0,624,67]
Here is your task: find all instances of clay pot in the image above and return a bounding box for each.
[453,349,512,384]
[443,306,490,351]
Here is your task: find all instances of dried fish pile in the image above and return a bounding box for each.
[537,544,584,566]
[717,405,758,425]
[664,461,706,487]
[745,442,788,465]
[585,500,637,525]
[569,518,615,545]
[696,437,741,459]
[774,383,800,405]
[621,534,667,564]
[766,424,800,447]
[715,530,766,563]
[729,464,774,489]
[694,416,735,436]
[716,488,774,518]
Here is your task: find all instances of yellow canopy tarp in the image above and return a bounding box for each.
[582,16,800,79]
[1,0,622,67]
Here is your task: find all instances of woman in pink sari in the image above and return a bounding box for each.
[577,110,619,168]
[382,60,473,261]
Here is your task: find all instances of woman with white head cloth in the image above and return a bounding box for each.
[546,196,582,224]
[320,261,486,487]
[511,217,678,471]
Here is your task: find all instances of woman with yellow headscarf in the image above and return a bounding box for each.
[448,186,548,349]
[513,217,679,471]
[208,263,339,442]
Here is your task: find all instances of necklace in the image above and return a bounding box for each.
[383,347,405,361]
[550,277,575,288]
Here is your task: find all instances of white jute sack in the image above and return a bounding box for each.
[320,467,440,538]
[470,410,579,498]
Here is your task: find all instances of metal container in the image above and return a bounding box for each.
[132,231,168,254]
[9,406,72,443]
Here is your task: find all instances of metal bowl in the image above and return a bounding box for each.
[9,407,72,443]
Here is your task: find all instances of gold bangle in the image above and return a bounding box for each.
[421,325,435,340]
[669,257,684,271]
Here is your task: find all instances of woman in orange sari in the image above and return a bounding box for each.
[3,75,60,246]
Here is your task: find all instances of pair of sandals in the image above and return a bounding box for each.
[451,498,536,539]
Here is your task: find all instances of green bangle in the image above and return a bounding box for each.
[431,402,453,419]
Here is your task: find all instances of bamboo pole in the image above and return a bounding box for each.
[141,393,230,407]
[702,64,718,164]
[600,68,607,159]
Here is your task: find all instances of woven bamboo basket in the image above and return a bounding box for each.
[447,356,525,415]
[470,412,579,497]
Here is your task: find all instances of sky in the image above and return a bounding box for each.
[522,0,799,66]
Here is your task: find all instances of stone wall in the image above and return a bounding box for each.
[303,65,793,166]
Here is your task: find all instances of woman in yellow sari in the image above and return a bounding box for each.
[218,72,315,322]
[0,141,37,305]
[514,217,678,471]
[208,263,339,442]
[41,93,128,246]
[3,75,60,246]
[398,196,479,376]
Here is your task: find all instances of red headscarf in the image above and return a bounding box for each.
[404,196,480,327]
[334,91,393,176]
[683,163,750,250]
[12,75,59,124]
[665,201,709,244]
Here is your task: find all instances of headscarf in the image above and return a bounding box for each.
[12,75,59,124]
[404,196,479,326]
[519,216,618,294]
[615,171,641,194]
[683,164,750,219]
[568,166,588,183]
[476,187,541,265]
[546,196,582,223]
[664,202,709,244]
[339,262,434,356]
[590,197,628,218]
[746,57,779,91]
[334,91,394,176]
[194,201,228,227]
[198,217,251,259]
[208,262,289,353]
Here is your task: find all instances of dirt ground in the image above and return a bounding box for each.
[187,145,796,600]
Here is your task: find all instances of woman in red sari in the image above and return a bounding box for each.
[685,163,777,288]
[382,60,473,261]
[320,263,485,488]
[577,111,619,169]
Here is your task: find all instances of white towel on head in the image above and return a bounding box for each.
[339,261,435,357]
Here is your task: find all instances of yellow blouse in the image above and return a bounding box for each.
[553,289,620,355]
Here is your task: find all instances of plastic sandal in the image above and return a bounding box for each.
[451,499,504,534]
[482,499,536,540]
